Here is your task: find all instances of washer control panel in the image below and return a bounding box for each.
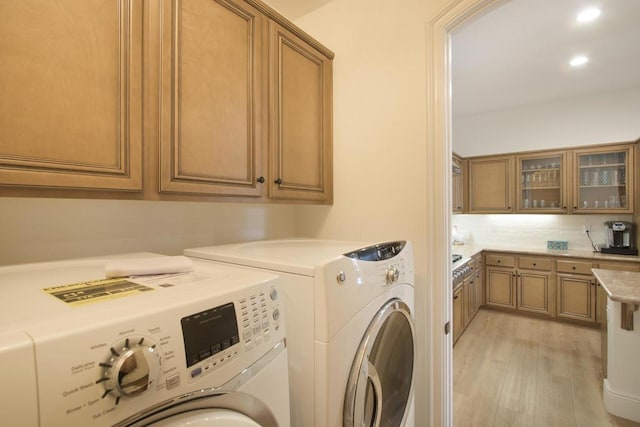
[27,278,284,427]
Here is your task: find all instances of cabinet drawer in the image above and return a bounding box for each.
[485,254,515,268]
[518,256,553,271]
[557,259,593,275]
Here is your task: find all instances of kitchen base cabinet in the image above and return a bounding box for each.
[485,253,556,318]
[453,285,464,344]
[516,255,555,317]
[556,259,596,323]
[473,254,484,312]
[463,278,471,328]
[485,253,517,310]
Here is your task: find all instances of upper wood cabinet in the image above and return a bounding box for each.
[464,141,636,215]
[0,0,143,191]
[0,0,333,204]
[571,144,635,214]
[516,151,568,213]
[158,0,266,198]
[452,154,464,213]
[268,22,333,203]
[467,155,514,213]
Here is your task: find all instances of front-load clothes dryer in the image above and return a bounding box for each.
[185,239,416,427]
[0,253,290,427]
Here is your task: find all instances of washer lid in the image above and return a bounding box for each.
[185,239,369,276]
[148,409,261,427]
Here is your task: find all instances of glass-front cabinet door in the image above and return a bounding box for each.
[573,145,635,214]
[516,152,567,213]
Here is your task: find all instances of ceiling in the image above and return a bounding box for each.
[265,0,640,118]
[452,0,640,116]
[264,0,331,19]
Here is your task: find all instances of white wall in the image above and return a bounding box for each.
[0,198,295,266]
[453,86,640,157]
[452,213,632,251]
[288,0,452,425]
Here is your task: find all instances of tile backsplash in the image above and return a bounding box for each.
[451,214,633,251]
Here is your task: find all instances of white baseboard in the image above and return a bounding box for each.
[603,379,640,423]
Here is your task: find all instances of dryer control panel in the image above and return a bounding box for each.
[25,276,284,427]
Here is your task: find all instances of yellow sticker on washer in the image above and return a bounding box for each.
[44,278,154,306]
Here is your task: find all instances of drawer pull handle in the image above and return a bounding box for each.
[572,266,576,270]
[533,263,537,266]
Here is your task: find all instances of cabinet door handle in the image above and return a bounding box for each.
[256,176,265,183]
[454,295,459,300]
[274,178,282,185]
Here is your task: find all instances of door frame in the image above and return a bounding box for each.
[425,0,506,425]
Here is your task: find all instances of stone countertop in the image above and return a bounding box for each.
[451,244,640,271]
[592,269,640,305]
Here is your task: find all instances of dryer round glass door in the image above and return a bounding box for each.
[149,409,261,427]
[344,298,415,427]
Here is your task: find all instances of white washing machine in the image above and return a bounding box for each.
[184,240,416,427]
[0,253,290,426]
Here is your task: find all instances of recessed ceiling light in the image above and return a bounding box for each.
[577,7,601,23]
[570,55,589,67]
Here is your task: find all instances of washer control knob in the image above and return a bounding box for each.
[336,271,346,284]
[269,288,278,301]
[272,308,280,322]
[386,266,400,285]
[97,338,161,404]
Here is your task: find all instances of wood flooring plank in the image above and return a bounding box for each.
[453,309,640,427]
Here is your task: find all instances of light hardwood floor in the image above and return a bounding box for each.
[453,309,640,427]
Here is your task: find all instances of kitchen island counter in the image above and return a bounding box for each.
[592,268,640,306]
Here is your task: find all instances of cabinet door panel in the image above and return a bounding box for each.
[0,0,142,190]
[269,22,332,202]
[518,272,553,316]
[453,286,464,344]
[159,0,264,196]
[557,274,596,322]
[468,156,513,213]
[486,268,516,309]
[572,145,635,214]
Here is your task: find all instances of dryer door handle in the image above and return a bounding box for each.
[351,360,383,427]
[366,361,383,427]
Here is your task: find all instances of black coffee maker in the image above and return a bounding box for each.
[601,221,638,255]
